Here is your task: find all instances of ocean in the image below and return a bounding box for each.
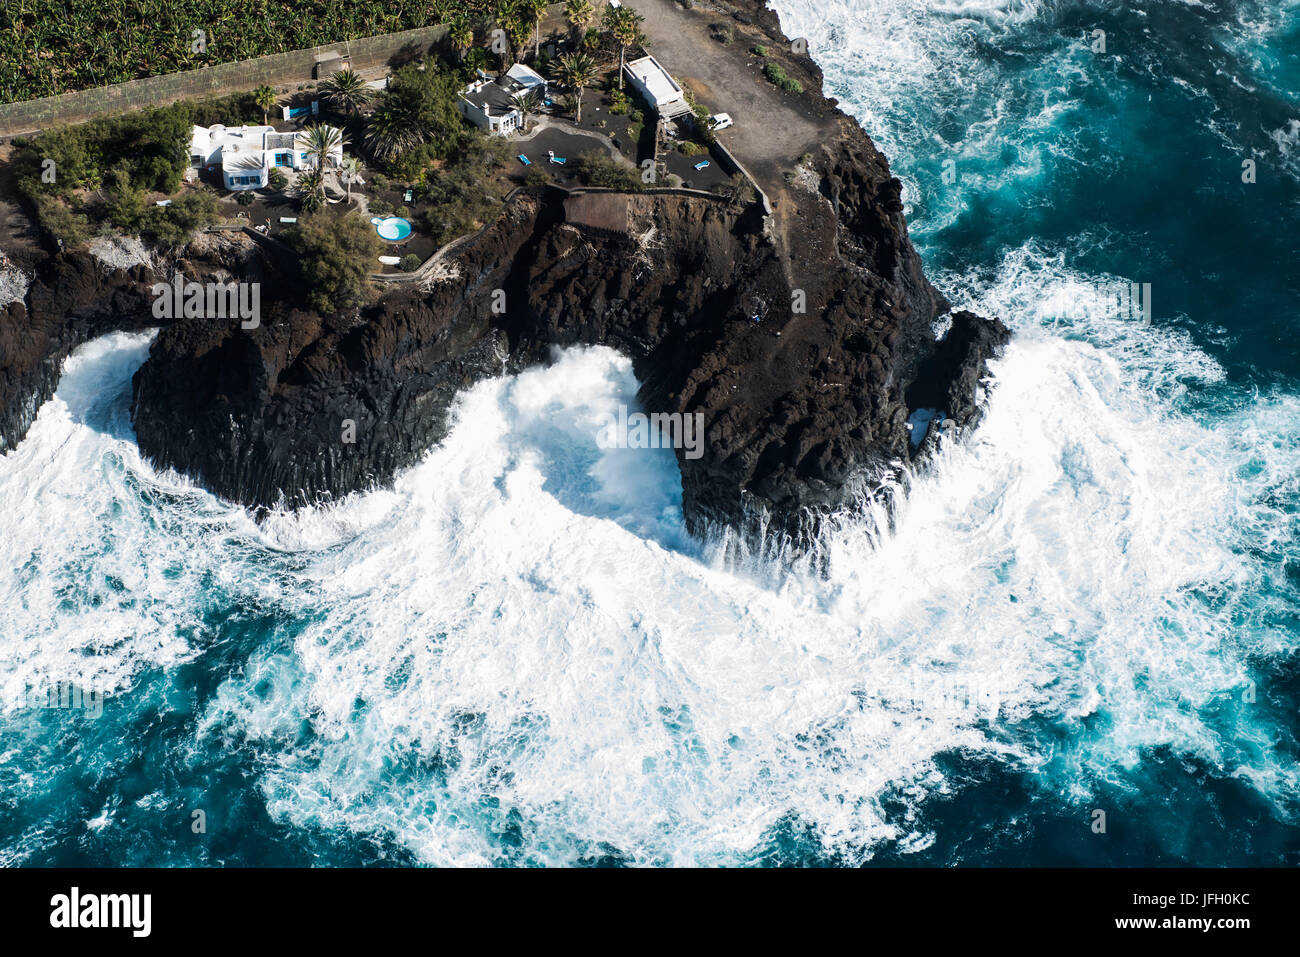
[1,0,1297,866]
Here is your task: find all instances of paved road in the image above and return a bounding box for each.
[630,0,833,196]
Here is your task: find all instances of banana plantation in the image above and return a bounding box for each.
[0,0,501,103]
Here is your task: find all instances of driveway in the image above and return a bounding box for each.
[630,0,836,196]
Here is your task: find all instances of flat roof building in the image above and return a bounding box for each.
[623,54,690,117]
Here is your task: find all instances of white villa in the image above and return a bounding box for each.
[189,123,345,191]
[623,54,690,117]
[457,64,548,136]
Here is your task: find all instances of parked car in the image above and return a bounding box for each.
[709,113,733,131]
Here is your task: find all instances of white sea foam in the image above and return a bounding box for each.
[2,1,1298,866]
[0,258,1295,865]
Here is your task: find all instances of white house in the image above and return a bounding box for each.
[623,54,690,117]
[457,65,548,136]
[189,123,345,191]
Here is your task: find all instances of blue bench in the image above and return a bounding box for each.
[693,160,711,171]
[518,154,531,166]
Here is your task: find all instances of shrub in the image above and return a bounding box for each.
[284,209,383,315]
[267,168,288,191]
[752,45,768,57]
[709,22,733,44]
[34,196,92,248]
[524,165,550,188]
[415,146,510,246]
[574,152,643,191]
[369,198,394,216]
[236,191,255,205]
[763,62,804,94]
[146,191,220,246]
[716,174,757,206]
[678,140,706,157]
[399,253,422,272]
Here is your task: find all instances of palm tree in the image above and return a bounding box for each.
[512,87,543,129]
[550,51,599,123]
[317,68,373,117]
[604,6,644,90]
[520,0,547,60]
[365,104,422,163]
[507,15,532,66]
[301,122,347,172]
[564,0,594,44]
[254,85,277,124]
[296,168,327,212]
[495,0,529,66]
[448,18,474,62]
[338,155,362,202]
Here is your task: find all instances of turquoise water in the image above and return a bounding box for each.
[375,216,413,242]
[1,1,1298,865]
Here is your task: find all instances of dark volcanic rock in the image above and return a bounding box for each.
[128,124,1007,549]
[0,251,158,452]
[1,4,1010,555]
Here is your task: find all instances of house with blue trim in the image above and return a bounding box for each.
[189,123,345,191]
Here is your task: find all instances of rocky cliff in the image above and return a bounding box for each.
[0,6,1009,555]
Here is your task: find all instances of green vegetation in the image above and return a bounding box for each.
[564,0,595,41]
[253,86,278,124]
[608,88,631,115]
[0,1,504,103]
[105,190,221,246]
[603,6,645,90]
[709,22,734,45]
[318,69,374,117]
[365,63,468,175]
[399,253,423,271]
[296,168,327,212]
[283,208,382,314]
[752,45,768,57]
[549,51,600,123]
[11,92,255,247]
[763,61,804,94]
[574,152,642,191]
[415,135,513,246]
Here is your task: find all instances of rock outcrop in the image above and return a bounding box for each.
[0,3,1009,555]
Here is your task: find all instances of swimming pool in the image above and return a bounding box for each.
[371,216,412,242]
